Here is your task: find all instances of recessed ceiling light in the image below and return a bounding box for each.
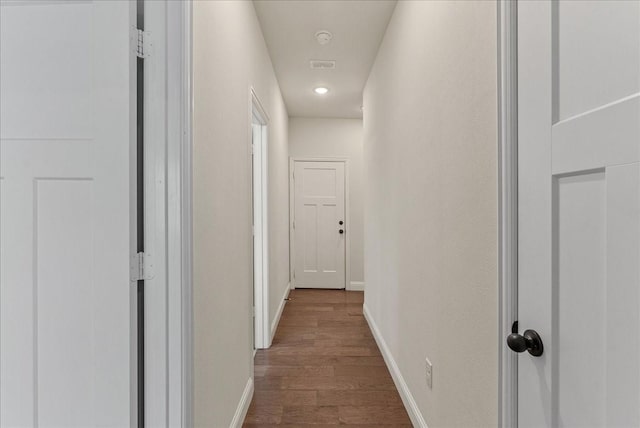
[314,87,329,95]
[315,30,333,45]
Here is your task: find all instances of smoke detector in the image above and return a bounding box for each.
[315,30,333,45]
[310,60,336,70]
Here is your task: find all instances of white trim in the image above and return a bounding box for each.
[166,0,193,426]
[270,283,291,341]
[230,378,254,428]
[251,87,270,124]
[289,156,351,289]
[128,2,138,424]
[144,2,170,425]
[139,0,192,424]
[289,158,295,288]
[348,281,365,291]
[344,159,351,289]
[497,1,518,427]
[363,304,428,428]
[251,88,271,350]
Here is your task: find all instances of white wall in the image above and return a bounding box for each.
[288,118,364,285]
[193,1,289,426]
[363,1,498,427]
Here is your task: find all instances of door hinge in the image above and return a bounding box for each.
[132,27,153,59]
[293,220,295,229]
[131,252,155,282]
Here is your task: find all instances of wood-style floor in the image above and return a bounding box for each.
[243,289,412,427]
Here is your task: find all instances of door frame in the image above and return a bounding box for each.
[497,1,518,427]
[166,0,194,425]
[250,88,271,349]
[161,0,522,424]
[149,0,193,426]
[289,157,351,290]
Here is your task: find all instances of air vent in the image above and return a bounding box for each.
[310,60,336,70]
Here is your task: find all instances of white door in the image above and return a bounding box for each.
[1,2,135,427]
[516,1,640,427]
[293,161,346,289]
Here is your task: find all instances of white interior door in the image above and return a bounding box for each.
[517,1,640,426]
[293,161,346,289]
[1,2,135,426]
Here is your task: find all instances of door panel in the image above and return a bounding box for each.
[294,161,346,289]
[555,172,607,428]
[518,1,640,427]
[556,0,639,121]
[0,1,134,426]
[303,204,319,271]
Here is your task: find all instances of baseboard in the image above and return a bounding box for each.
[270,283,290,342]
[229,377,254,428]
[363,304,428,428]
[348,281,365,291]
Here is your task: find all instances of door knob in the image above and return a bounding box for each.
[339,221,344,225]
[507,323,543,357]
[339,229,344,234]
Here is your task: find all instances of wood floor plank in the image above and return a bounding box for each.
[313,338,378,348]
[281,406,339,425]
[251,390,318,406]
[338,406,413,425]
[244,425,412,428]
[254,354,387,367]
[262,365,334,377]
[243,290,411,427]
[333,365,395,378]
[262,346,376,357]
[243,405,283,425]
[281,375,396,391]
[254,376,284,390]
[317,390,403,406]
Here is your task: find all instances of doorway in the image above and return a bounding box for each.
[290,159,349,290]
[251,90,271,350]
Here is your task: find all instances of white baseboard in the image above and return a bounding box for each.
[230,377,254,428]
[270,283,290,342]
[348,281,365,291]
[363,304,428,428]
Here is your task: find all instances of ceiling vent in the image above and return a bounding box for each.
[310,60,336,70]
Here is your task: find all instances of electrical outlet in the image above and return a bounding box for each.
[425,358,433,389]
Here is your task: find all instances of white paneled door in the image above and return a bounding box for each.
[517,1,640,427]
[293,161,346,289]
[1,1,135,427]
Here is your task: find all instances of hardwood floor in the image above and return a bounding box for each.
[243,289,412,427]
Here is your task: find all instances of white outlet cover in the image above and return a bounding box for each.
[425,358,433,389]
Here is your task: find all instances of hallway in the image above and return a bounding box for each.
[243,290,411,426]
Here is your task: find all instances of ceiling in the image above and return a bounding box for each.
[254,0,397,119]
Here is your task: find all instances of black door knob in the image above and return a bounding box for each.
[507,329,543,357]
[339,229,344,234]
[339,221,344,225]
